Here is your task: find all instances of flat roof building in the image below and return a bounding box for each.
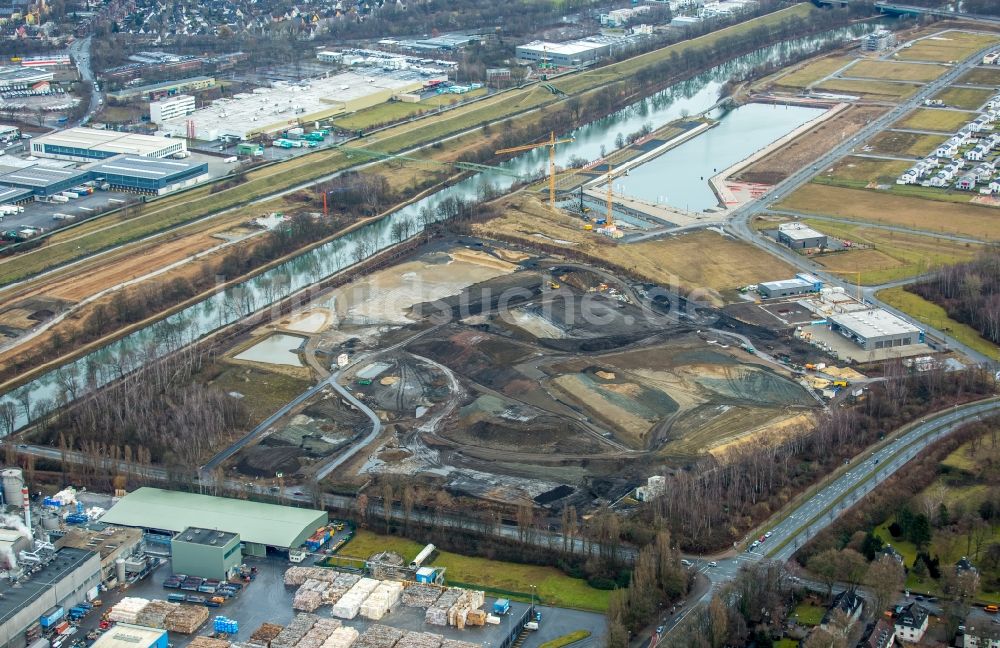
[159,70,439,141]
[776,222,827,250]
[758,273,823,299]
[150,94,196,125]
[171,527,242,581]
[99,488,327,556]
[829,309,923,351]
[0,547,101,648]
[84,155,209,195]
[108,75,216,102]
[55,525,144,586]
[30,128,186,163]
[0,165,90,196]
[0,185,34,204]
[0,65,54,89]
[91,623,167,648]
[516,38,614,67]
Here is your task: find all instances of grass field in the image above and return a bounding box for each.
[876,287,1000,360]
[932,86,994,110]
[475,195,796,304]
[203,363,312,427]
[895,31,1000,63]
[866,130,947,157]
[805,219,983,285]
[539,631,591,648]
[778,184,1000,240]
[792,602,825,626]
[844,60,947,82]
[812,78,919,101]
[333,89,489,130]
[338,529,611,611]
[894,107,977,132]
[816,156,910,187]
[772,55,854,89]
[959,66,1000,86]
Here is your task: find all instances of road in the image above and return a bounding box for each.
[725,41,1000,365]
[68,37,101,126]
[874,2,1000,24]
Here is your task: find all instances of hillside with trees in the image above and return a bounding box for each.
[910,248,1000,346]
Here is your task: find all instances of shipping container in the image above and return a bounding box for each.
[39,607,64,628]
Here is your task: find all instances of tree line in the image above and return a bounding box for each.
[910,248,1000,346]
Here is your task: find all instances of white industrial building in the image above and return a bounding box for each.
[776,222,827,250]
[829,309,922,351]
[516,35,638,67]
[159,70,442,141]
[150,94,196,125]
[29,128,186,162]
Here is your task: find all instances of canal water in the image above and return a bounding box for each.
[614,102,827,212]
[1,22,879,432]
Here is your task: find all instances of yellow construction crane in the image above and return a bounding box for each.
[495,131,574,208]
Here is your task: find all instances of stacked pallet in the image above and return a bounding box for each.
[294,618,342,648]
[332,578,379,619]
[465,610,486,627]
[395,632,442,648]
[324,573,362,605]
[360,581,404,621]
[293,579,330,612]
[321,627,359,648]
[447,591,486,629]
[355,625,403,648]
[108,598,150,623]
[285,567,339,586]
[135,600,179,628]
[189,637,233,648]
[271,614,319,648]
[424,589,463,626]
[401,584,443,609]
[249,623,286,648]
[165,604,209,634]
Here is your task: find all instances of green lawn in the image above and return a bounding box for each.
[539,630,592,648]
[876,287,1000,360]
[775,640,799,648]
[792,602,826,626]
[339,530,611,612]
[816,156,910,187]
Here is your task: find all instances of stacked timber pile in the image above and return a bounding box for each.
[465,610,486,627]
[272,614,319,648]
[189,637,233,648]
[424,589,462,626]
[295,618,342,648]
[135,600,179,628]
[285,567,339,586]
[332,578,379,619]
[165,604,209,634]
[355,625,403,648]
[360,581,404,621]
[249,623,285,648]
[324,573,362,605]
[108,598,150,623]
[293,579,330,612]
[446,590,485,629]
[401,584,443,609]
[396,633,442,648]
[321,627,359,648]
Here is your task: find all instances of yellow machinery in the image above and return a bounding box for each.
[496,131,574,208]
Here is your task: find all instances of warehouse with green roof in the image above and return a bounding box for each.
[99,488,327,556]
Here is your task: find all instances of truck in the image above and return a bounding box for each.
[492,599,510,615]
[303,132,325,142]
[39,607,64,629]
[223,156,238,164]
[305,527,332,552]
[286,127,305,137]
[51,195,69,203]
[273,139,295,149]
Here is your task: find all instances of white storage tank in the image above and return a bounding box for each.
[1,468,23,508]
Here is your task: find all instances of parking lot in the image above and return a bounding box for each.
[87,553,606,648]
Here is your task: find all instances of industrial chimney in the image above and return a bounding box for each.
[21,487,30,532]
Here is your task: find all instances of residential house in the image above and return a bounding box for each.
[861,618,896,648]
[973,164,995,182]
[822,590,864,632]
[966,146,986,162]
[892,603,928,643]
[956,174,977,191]
[880,545,904,564]
[962,616,1000,648]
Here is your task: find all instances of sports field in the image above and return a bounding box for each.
[777,184,1000,241]
[843,60,947,82]
[894,107,977,132]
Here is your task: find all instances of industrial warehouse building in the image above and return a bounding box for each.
[0,65,54,90]
[91,624,167,648]
[758,273,823,299]
[0,166,91,197]
[56,525,145,586]
[0,185,34,204]
[150,94,196,125]
[29,128,187,162]
[170,527,242,580]
[99,488,327,556]
[84,155,209,195]
[159,70,442,141]
[0,547,101,648]
[829,309,923,351]
[515,35,640,67]
[776,222,827,250]
[108,75,216,102]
